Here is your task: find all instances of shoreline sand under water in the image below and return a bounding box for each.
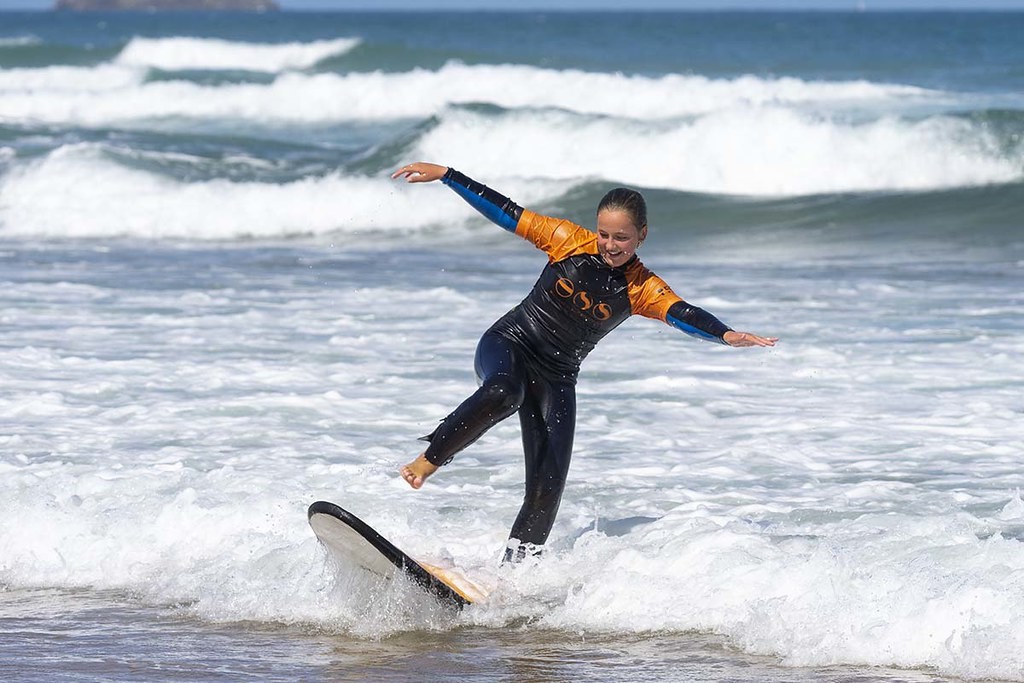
[0,586,968,683]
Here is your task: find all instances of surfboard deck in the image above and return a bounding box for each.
[307,500,486,610]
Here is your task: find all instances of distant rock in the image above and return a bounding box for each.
[55,0,279,10]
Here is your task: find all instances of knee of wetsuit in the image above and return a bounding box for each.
[479,374,524,415]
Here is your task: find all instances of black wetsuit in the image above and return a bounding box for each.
[421,169,732,561]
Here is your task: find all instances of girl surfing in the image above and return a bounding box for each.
[391,162,776,562]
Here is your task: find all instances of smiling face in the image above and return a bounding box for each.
[596,208,647,268]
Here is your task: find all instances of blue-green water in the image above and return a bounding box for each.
[2,11,1023,243]
[1,10,1023,683]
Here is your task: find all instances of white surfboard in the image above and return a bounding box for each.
[307,501,487,609]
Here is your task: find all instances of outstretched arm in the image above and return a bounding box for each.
[392,162,523,233]
[636,279,777,348]
[666,300,776,347]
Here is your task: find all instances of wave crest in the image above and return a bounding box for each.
[114,36,362,73]
[417,107,1022,195]
[0,61,939,126]
[0,144,560,239]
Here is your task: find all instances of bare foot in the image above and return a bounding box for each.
[400,453,439,489]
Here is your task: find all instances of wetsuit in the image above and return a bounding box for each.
[421,168,732,561]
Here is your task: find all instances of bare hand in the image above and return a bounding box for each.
[723,331,778,348]
[391,162,448,184]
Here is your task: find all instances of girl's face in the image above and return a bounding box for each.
[596,209,647,268]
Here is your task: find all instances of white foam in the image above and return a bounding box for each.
[0,143,562,239]
[0,112,1016,239]
[432,63,934,119]
[0,61,939,127]
[1,60,1014,197]
[529,512,1024,680]
[1,235,1023,680]
[114,36,362,73]
[0,63,144,94]
[416,107,1022,195]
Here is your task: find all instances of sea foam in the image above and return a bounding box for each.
[0,61,938,126]
[2,245,1023,681]
[0,63,144,93]
[114,36,362,73]
[1,113,1018,242]
[416,107,1022,195]
[3,59,1017,198]
[0,143,561,239]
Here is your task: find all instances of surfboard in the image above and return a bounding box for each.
[307,500,487,610]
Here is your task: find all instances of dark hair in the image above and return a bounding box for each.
[597,187,647,230]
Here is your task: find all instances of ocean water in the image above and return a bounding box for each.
[2,9,1023,682]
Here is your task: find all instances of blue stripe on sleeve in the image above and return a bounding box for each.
[666,312,730,344]
[442,175,519,232]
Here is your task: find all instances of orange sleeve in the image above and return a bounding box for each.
[515,209,598,263]
[626,263,684,322]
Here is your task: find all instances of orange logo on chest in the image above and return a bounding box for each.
[554,277,613,322]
